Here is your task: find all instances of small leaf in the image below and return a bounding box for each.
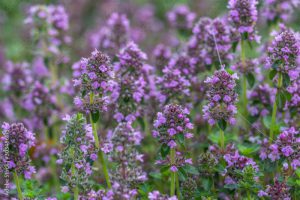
[232,41,238,52]
[160,143,170,158]
[218,119,227,131]
[283,90,292,101]
[91,111,100,123]
[178,167,188,181]
[182,165,199,175]
[282,73,290,88]
[269,70,277,80]
[276,91,286,109]
[246,73,255,88]
[224,184,238,190]
[263,116,272,129]
[175,133,184,144]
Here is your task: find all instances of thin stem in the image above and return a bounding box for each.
[89,93,100,149]
[99,150,112,188]
[241,39,248,117]
[270,72,282,142]
[71,148,79,200]
[219,128,225,149]
[13,171,23,200]
[89,92,111,188]
[50,155,60,192]
[175,173,180,199]
[170,148,176,196]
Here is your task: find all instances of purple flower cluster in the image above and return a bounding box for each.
[262,0,300,23]
[266,29,299,77]
[25,5,70,56]
[167,4,196,32]
[148,190,178,200]
[156,66,191,104]
[203,68,239,126]
[188,17,234,69]
[116,42,147,74]
[22,81,57,119]
[25,4,69,31]
[223,150,259,185]
[260,127,300,169]
[0,122,36,179]
[152,44,172,72]
[73,49,115,114]
[112,42,148,122]
[74,49,114,94]
[57,114,97,192]
[228,0,258,40]
[153,104,193,149]
[258,179,291,199]
[168,54,196,81]
[2,61,32,95]
[108,123,146,189]
[247,84,276,117]
[287,78,300,109]
[90,13,130,55]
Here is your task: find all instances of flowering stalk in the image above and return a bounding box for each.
[70,148,79,200]
[219,128,225,149]
[89,92,111,188]
[170,148,176,196]
[269,72,282,142]
[13,171,23,200]
[240,39,248,117]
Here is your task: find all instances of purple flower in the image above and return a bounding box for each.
[153,44,172,72]
[188,17,235,70]
[228,0,259,40]
[203,68,239,125]
[153,104,193,146]
[167,4,196,31]
[156,66,191,104]
[262,0,300,23]
[0,123,36,178]
[266,29,299,79]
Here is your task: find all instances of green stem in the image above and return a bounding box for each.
[270,72,282,142]
[99,150,112,188]
[241,39,248,117]
[175,173,180,199]
[71,148,79,200]
[170,148,176,196]
[89,92,111,188]
[89,93,100,149]
[13,171,23,200]
[219,128,225,149]
[247,190,251,200]
[50,155,60,191]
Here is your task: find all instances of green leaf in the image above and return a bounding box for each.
[149,172,162,180]
[91,111,100,123]
[263,116,272,129]
[160,143,170,158]
[283,90,292,101]
[182,165,199,175]
[178,167,188,181]
[246,73,255,88]
[137,117,145,131]
[282,73,290,88]
[224,184,238,190]
[175,133,184,144]
[238,144,259,156]
[276,91,286,109]
[269,70,277,80]
[218,119,227,131]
